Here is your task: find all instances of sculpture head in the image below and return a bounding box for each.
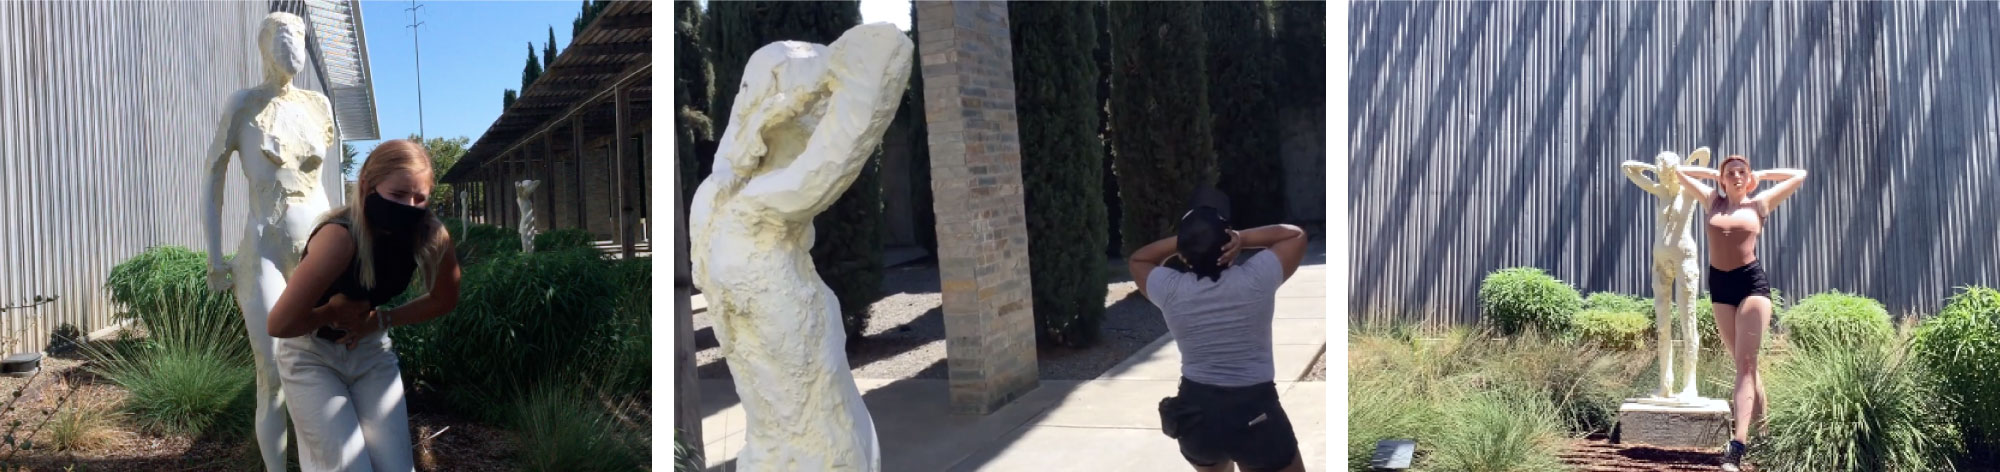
[715,41,834,180]
[1718,155,1756,197]
[260,12,311,86]
[345,139,445,289]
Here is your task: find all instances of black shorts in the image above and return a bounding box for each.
[1708,260,1772,307]
[1168,378,1299,471]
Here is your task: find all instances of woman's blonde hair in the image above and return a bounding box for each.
[332,139,448,290]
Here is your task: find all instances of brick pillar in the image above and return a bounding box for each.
[919,0,1038,415]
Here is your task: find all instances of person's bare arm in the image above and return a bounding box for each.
[338,234,461,348]
[1620,161,1667,197]
[1673,166,1718,206]
[267,225,365,338]
[1128,236,1178,297]
[1751,168,1809,214]
[1238,224,1309,280]
[203,92,244,292]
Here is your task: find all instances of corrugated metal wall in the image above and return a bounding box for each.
[0,1,345,351]
[1349,1,2000,329]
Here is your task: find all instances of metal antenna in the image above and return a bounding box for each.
[406,1,426,142]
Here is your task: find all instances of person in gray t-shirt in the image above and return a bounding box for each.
[1131,187,1310,472]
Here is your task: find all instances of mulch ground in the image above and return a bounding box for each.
[1561,434,1748,472]
[0,347,536,472]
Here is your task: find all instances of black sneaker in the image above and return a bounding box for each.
[1720,439,1746,471]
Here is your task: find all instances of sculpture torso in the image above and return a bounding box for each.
[232,88,336,272]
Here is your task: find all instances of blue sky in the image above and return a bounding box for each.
[350,0,911,176]
[347,1,586,174]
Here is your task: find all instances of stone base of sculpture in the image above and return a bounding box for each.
[1617,397,1731,448]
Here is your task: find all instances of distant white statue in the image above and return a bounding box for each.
[688,23,912,471]
[516,180,540,253]
[201,12,336,471]
[1620,148,1712,404]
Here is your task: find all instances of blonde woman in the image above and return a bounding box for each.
[266,139,460,471]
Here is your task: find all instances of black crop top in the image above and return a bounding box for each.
[303,216,422,338]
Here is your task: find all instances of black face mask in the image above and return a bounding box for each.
[365,192,430,239]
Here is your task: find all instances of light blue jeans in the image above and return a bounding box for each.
[275,331,414,472]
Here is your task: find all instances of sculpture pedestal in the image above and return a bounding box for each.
[1616,397,1730,448]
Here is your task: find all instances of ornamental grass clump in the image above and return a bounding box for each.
[1478,267,1581,337]
[1756,342,1960,472]
[1913,286,2000,452]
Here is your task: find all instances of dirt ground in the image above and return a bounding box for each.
[0,350,526,472]
[1561,434,1747,472]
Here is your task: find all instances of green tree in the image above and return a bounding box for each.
[1109,2,1216,255]
[675,0,713,209]
[414,134,471,216]
[1206,1,1286,228]
[341,142,359,176]
[1276,0,1324,107]
[544,27,559,70]
[705,1,883,343]
[573,0,609,37]
[1095,0,1120,258]
[1010,1,1109,347]
[523,43,543,89]
[503,89,518,109]
[902,2,935,256]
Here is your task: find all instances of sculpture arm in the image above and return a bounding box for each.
[1752,168,1809,213]
[1128,236,1179,296]
[202,92,244,291]
[1680,166,1721,181]
[740,23,914,221]
[1619,161,1668,196]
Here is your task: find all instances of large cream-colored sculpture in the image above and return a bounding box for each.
[689,23,912,471]
[201,12,335,471]
[516,180,540,253]
[1620,148,1713,404]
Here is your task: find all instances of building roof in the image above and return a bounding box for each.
[442,0,652,183]
[305,0,380,140]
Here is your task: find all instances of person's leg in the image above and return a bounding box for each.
[1730,296,1773,444]
[236,257,291,471]
[1231,387,1302,472]
[277,337,373,472]
[348,334,415,472]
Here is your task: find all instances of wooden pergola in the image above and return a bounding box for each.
[442,0,652,258]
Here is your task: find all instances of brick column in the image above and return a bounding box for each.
[919,0,1038,415]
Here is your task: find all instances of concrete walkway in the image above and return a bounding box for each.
[699,254,1327,471]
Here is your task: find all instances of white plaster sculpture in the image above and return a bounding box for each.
[688,23,912,471]
[516,180,540,253]
[1620,148,1713,405]
[201,12,336,471]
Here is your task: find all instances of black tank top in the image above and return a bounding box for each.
[305,215,422,308]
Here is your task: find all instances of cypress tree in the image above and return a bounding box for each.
[522,43,542,89]
[1276,1,1324,107]
[676,0,713,208]
[904,3,936,257]
[1011,1,1109,347]
[502,89,517,109]
[1206,1,1286,228]
[1094,0,1119,258]
[545,26,559,69]
[706,1,883,343]
[1108,2,1216,255]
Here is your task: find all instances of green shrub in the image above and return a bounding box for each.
[1109,0,1217,255]
[1758,343,1960,471]
[1205,0,1287,228]
[100,348,253,437]
[1582,292,1652,316]
[1572,310,1650,351]
[509,384,647,472]
[443,218,521,265]
[1477,268,1581,336]
[675,428,704,472]
[1346,379,1440,472]
[1478,334,1649,435]
[103,246,244,344]
[594,256,653,393]
[393,248,623,411]
[1011,0,1110,348]
[1429,386,1568,472]
[1778,291,1893,352]
[1913,286,2000,449]
[533,228,598,252]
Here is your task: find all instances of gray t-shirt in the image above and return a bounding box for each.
[1145,250,1284,387]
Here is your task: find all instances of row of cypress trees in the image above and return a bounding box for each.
[675,1,1324,348]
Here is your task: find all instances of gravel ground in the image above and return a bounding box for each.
[695,259,1169,381]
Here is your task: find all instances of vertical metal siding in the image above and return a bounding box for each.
[1350,1,2000,330]
[0,2,345,352]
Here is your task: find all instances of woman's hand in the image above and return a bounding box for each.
[1219,230,1243,267]
[314,293,373,328]
[332,307,388,350]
